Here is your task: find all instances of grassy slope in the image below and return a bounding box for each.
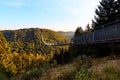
[39,60,81,80]
[38,55,120,80]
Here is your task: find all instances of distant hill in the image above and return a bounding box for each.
[58,31,74,39]
[2,28,69,54]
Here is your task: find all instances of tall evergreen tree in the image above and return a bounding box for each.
[74,27,83,37]
[115,0,120,20]
[92,0,116,29]
[85,24,92,33]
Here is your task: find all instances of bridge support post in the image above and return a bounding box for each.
[92,31,94,43]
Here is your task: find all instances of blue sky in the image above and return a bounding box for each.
[0,0,100,31]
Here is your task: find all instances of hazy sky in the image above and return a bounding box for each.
[0,0,100,31]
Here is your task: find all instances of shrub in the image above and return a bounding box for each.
[75,65,90,80]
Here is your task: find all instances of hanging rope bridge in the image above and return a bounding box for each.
[40,30,73,46]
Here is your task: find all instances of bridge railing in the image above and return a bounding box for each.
[94,21,120,42]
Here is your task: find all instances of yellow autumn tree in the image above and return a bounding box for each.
[0,32,17,77]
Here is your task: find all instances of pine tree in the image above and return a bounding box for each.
[115,0,120,20]
[85,24,92,33]
[74,27,83,37]
[92,0,116,29]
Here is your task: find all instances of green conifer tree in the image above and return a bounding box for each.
[115,0,120,20]
[92,0,116,29]
[74,27,83,37]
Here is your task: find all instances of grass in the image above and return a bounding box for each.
[74,61,120,80]
[0,72,8,80]
[100,65,120,80]
[38,56,120,80]
[39,61,81,80]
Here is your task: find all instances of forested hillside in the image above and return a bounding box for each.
[58,31,74,39]
[2,28,69,54]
